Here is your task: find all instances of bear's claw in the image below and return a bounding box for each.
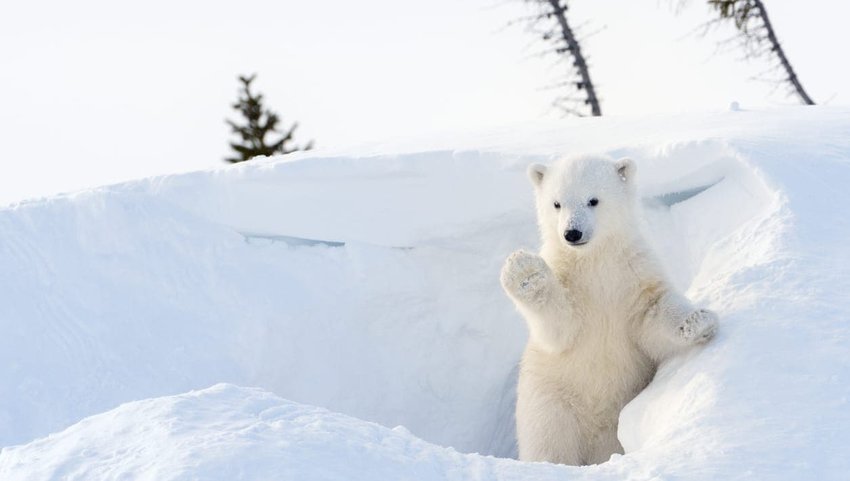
[679,308,719,343]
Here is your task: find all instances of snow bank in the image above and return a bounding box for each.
[0,384,583,481]
[0,150,535,458]
[1,107,849,479]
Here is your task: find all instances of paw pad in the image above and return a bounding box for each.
[679,309,719,343]
[501,251,551,301]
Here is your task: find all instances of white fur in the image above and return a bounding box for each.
[501,156,717,466]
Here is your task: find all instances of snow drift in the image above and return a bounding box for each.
[1,107,849,480]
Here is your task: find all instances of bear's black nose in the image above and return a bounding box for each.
[564,229,583,243]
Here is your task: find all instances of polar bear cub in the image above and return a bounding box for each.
[501,156,717,466]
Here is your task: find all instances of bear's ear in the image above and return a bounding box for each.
[615,158,635,183]
[527,164,547,188]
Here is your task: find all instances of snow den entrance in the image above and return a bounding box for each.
[237,141,779,461]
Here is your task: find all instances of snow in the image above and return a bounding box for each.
[0,384,570,480]
[2,107,850,479]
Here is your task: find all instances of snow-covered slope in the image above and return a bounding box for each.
[1,107,849,479]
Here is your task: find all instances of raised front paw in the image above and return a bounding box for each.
[500,250,553,304]
[678,308,719,344]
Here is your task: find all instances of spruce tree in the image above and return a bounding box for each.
[519,0,601,117]
[225,74,313,163]
[706,0,815,105]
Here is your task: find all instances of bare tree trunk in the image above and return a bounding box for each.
[753,0,814,105]
[546,0,601,116]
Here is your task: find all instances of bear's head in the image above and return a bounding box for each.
[527,156,636,251]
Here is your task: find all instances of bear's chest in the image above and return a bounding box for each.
[560,260,645,326]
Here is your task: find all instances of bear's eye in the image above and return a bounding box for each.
[553,201,561,209]
[588,198,599,207]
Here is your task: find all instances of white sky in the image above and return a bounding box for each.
[1,0,847,205]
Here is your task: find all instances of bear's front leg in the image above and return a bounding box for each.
[501,250,577,352]
[639,291,718,361]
